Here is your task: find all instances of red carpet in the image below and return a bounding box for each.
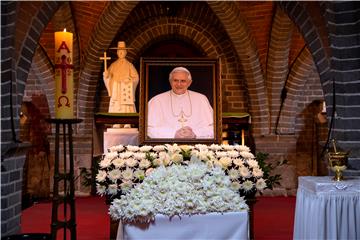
[21,196,295,239]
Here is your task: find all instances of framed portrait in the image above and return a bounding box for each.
[139,58,222,145]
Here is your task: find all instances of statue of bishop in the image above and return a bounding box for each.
[103,41,139,114]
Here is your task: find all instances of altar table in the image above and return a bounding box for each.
[117,211,249,240]
[293,176,360,240]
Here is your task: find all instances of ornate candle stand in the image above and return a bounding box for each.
[47,118,82,240]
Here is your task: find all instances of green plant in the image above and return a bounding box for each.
[256,152,287,191]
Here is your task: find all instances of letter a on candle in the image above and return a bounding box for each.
[55,29,74,119]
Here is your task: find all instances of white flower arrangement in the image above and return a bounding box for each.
[96,143,267,199]
[109,162,249,222]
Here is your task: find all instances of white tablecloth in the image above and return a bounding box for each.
[293,176,360,240]
[117,211,249,240]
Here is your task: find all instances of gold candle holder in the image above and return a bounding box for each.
[328,139,348,181]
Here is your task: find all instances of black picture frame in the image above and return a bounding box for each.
[139,57,222,145]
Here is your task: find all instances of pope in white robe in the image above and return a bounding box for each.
[147,67,214,139]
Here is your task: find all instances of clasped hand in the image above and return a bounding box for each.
[175,126,196,139]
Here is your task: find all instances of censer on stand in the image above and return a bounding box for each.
[327,139,348,181]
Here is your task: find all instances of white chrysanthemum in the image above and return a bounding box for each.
[152,158,163,167]
[242,180,254,191]
[134,170,145,180]
[221,144,235,151]
[133,152,146,160]
[256,178,267,190]
[240,151,255,159]
[233,158,244,167]
[247,159,259,168]
[112,158,126,168]
[239,166,250,178]
[194,144,208,151]
[139,159,151,169]
[104,152,118,160]
[109,145,124,152]
[125,158,138,168]
[96,170,107,182]
[215,151,227,158]
[122,168,134,181]
[153,145,166,152]
[109,162,248,222]
[145,168,154,176]
[140,145,153,152]
[120,181,133,192]
[96,184,106,195]
[228,168,239,180]
[234,145,250,152]
[171,153,183,164]
[120,151,133,159]
[108,169,122,182]
[252,167,263,177]
[108,183,118,195]
[127,145,140,152]
[99,157,112,168]
[179,145,193,151]
[230,181,241,191]
[219,157,232,168]
[227,150,239,158]
[209,144,222,151]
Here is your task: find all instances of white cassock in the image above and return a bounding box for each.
[147,90,214,138]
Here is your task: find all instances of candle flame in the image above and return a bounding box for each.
[63,28,66,32]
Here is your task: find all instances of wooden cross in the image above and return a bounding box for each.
[55,55,73,94]
[178,110,187,128]
[100,52,111,71]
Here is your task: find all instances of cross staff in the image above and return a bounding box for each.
[100,51,111,71]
